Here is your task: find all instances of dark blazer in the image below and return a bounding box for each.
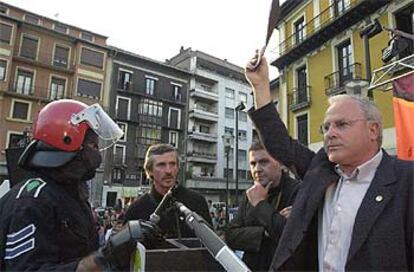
[249,103,414,271]
[225,174,300,271]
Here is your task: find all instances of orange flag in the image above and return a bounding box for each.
[392,73,414,160]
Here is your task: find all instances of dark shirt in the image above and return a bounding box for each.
[225,174,300,271]
[0,175,98,271]
[125,184,212,238]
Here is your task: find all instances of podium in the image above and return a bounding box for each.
[144,238,225,271]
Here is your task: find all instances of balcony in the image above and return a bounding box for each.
[13,50,75,73]
[289,86,311,111]
[271,0,390,69]
[190,87,218,102]
[187,151,217,164]
[188,106,218,122]
[188,130,218,142]
[325,63,363,96]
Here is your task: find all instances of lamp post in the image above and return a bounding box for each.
[222,133,234,225]
[234,102,245,207]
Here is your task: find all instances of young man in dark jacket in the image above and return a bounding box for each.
[225,141,300,271]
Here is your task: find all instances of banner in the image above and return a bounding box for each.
[392,73,414,161]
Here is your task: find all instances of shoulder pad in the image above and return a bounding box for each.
[16,178,47,199]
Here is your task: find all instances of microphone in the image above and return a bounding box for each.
[176,201,251,272]
[149,185,176,224]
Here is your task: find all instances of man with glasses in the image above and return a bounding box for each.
[243,51,414,271]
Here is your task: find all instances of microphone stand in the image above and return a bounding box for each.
[175,201,251,272]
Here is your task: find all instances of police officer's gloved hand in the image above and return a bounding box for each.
[94,220,165,271]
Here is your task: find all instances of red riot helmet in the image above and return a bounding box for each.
[19,99,123,169]
[33,99,90,152]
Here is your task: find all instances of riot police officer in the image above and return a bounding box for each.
[0,100,161,271]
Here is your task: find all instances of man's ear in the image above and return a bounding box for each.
[368,122,380,142]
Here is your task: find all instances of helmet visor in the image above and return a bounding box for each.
[71,103,123,150]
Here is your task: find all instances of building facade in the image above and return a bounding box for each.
[270,0,413,152]
[100,47,191,207]
[0,3,111,192]
[168,47,254,204]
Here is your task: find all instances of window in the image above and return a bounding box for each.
[0,23,12,43]
[49,77,66,100]
[11,100,30,120]
[225,127,234,136]
[337,39,353,85]
[24,14,40,24]
[80,47,104,69]
[113,144,126,164]
[296,114,308,146]
[334,0,348,16]
[225,107,234,119]
[138,98,163,117]
[118,70,132,90]
[53,45,69,68]
[239,92,248,104]
[238,169,247,180]
[15,69,33,95]
[172,84,182,101]
[239,111,247,122]
[238,150,247,165]
[225,88,235,99]
[294,17,305,44]
[200,125,210,133]
[8,132,24,148]
[54,24,68,34]
[137,124,161,145]
[169,131,179,148]
[224,168,234,179]
[0,59,6,80]
[297,66,307,103]
[0,5,8,14]
[145,77,157,95]
[77,78,101,99]
[168,107,181,129]
[80,32,94,42]
[395,5,414,58]
[117,122,127,142]
[116,96,131,120]
[111,168,123,183]
[238,130,247,141]
[20,35,38,60]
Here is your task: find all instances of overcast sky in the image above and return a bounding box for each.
[4,0,281,75]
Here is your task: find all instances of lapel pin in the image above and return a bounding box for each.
[375,195,383,202]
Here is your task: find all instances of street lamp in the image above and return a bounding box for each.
[234,102,245,207]
[222,133,234,225]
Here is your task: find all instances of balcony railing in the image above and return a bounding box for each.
[289,86,311,111]
[13,50,75,72]
[271,0,390,69]
[325,63,363,96]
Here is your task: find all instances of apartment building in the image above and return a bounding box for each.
[0,2,110,188]
[100,47,191,207]
[270,0,413,153]
[168,47,254,203]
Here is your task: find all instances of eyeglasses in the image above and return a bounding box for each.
[319,118,367,134]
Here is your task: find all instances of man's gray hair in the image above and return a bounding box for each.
[328,94,383,146]
[143,143,179,173]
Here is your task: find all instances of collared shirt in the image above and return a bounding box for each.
[318,150,383,272]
